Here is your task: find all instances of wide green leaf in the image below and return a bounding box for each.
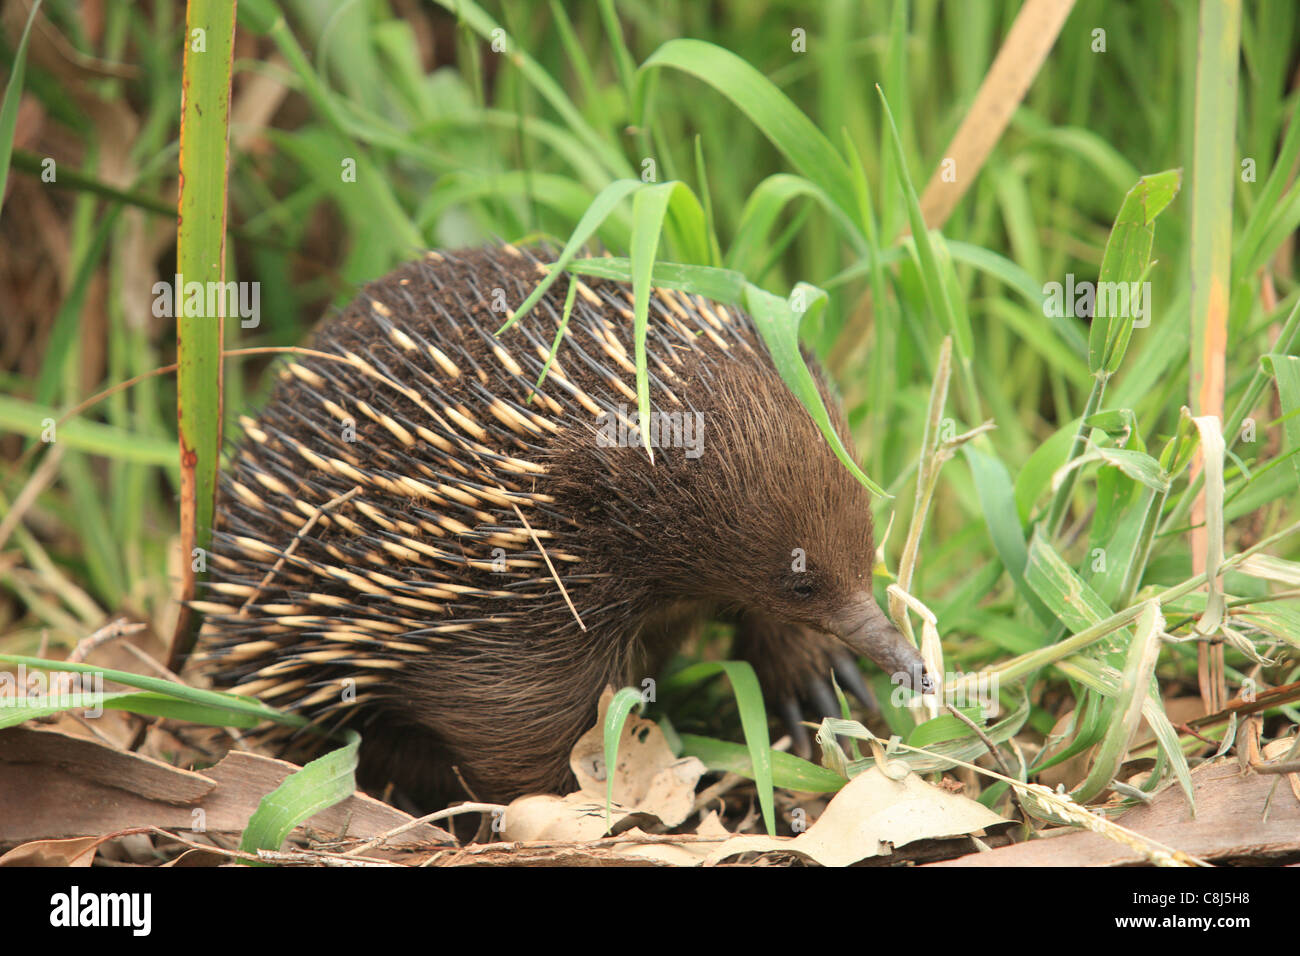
[238,731,361,862]
[1089,169,1181,374]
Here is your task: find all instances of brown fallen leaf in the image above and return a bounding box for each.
[502,688,706,842]
[569,688,707,827]
[0,724,213,809]
[615,811,733,865]
[704,766,1011,867]
[0,726,453,847]
[502,793,654,843]
[1261,736,1300,801]
[928,757,1300,866]
[0,835,102,867]
[162,848,228,867]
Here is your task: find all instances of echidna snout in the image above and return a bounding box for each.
[194,244,927,807]
[827,594,931,693]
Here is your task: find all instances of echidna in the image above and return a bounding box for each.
[193,244,929,810]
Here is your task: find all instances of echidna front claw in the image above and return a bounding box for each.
[808,666,875,755]
[733,613,877,761]
[807,678,840,728]
[779,695,813,760]
[831,652,876,710]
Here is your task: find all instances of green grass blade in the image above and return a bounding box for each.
[564,258,748,303]
[655,659,775,835]
[547,2,601,124]
[1045,170,1180,536]
[636,39,859,227]
[692,135,723,267]
[823,691,1029,775]
[726,174,844,273]
[878,0,908,239]
[238,730,360,862]
[531,278,579,395]
[629,182,677,460]
[416,170,599,233]
[0,396,178,467]
[1070,602,1164,802]
[601,686,646,832]
[876,85,978,414]
[1088,446,1170,492]
[0,654,308,727]
[1056,653,1195,808]
[1091,169,1181,374]
[963,445,1053,626]
[1188,0,1240,424]
[1025,529,1119,637]
[1163,297,1300,535]
[1190,415,1227,633]
[429,0,627,178]
[174,0,237,661]
[0,690,261,729]
[947,239,1088,359]
[1021,535,1197,805]
[496,178,642,334]
[744,284,888,497]
[1235,98,1300,281]
[0,0,42,218]
[34,211,120,407]
[595,0,637,98]
[1022,124,1142,198]
[678,734,845,793]
[1263,354,1300,492]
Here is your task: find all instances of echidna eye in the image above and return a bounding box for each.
[791,580,816,599]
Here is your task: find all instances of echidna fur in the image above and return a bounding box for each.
[193,244,928,809]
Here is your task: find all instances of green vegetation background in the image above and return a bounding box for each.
[2,0,1299,820]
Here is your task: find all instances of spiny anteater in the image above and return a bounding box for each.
[192,244,929,810]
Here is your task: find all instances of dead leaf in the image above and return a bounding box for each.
[1261,737,1300,801]
[615,812,732,865]
[0,726,453,846]
[569,688,706,827]
[929,757,1300,866]
[705,766,1010,866]
[503,688,707,842]
[0,835,101,867]
[500,792,653,842]
[163,848,228,867]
